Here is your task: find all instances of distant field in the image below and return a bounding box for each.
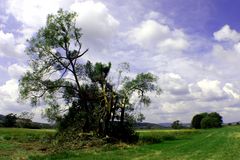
[1,126,240,159]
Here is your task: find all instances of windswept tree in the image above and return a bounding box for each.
[19,9,90,130]
[19,9,161,141]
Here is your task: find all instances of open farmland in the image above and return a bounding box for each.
[1,126,240,160]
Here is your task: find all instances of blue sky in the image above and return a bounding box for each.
[1,0,240,123]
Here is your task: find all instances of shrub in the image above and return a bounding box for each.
[191,113,207,129]
[107,121,139,143]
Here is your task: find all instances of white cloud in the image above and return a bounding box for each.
[157,38,189,52]
[127,19,188,53]
[5,0,76,40]
[223,83,240,99]
[6,0,119,48]
[0,78,47,122]
[0,30,25,57]
[233,42,240,53]
[6,0,61,28]
[128,20,170,47]
[70,0,119,43]
[161,102,190,114]
[159,73,189,95]
[197,79,222,95]
[145,11,160,20]
[0,79,18,102]
[7,63,28,78]
[213,25,240,42]
[190,79,227,101]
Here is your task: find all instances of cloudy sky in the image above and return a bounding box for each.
[1,0,240,123]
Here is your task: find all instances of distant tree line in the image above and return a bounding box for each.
[0,112,53,129]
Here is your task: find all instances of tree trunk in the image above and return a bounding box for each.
[120,107,125,125]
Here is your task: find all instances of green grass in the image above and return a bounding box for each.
[1,126,240,159]
[138,129,197,144]
[0,128,56,160]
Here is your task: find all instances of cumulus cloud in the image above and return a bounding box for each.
[197,79,223,97]
[159,73,189,96]
[6,0,61,28]
[0,79,28,115]
[141,74,240,123]
[0,30,25,57]
[223,83,240,99]
[212,25,240,64]
[127,19,188,53]
[0,78,46,122]
[70,0,119,45]
[5,0,75,39]
[6,0,119,48]
[0,79,18,103]
[7,63,28,78]
[213,25,240,42]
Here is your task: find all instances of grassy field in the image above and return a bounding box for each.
[0,128,55,160]
[1,126,240,159]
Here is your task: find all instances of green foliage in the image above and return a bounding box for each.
[201,112,222,129]
[191,112,222,129]
[191,113,207,129]
[85,61,111,84]
[19,9,87,108]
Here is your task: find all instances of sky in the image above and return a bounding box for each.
[1,0,240,123]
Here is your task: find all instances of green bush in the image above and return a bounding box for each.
[191,113,207,129]
[192,112,222,129]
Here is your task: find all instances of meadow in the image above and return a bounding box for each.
[1,126,240,159]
